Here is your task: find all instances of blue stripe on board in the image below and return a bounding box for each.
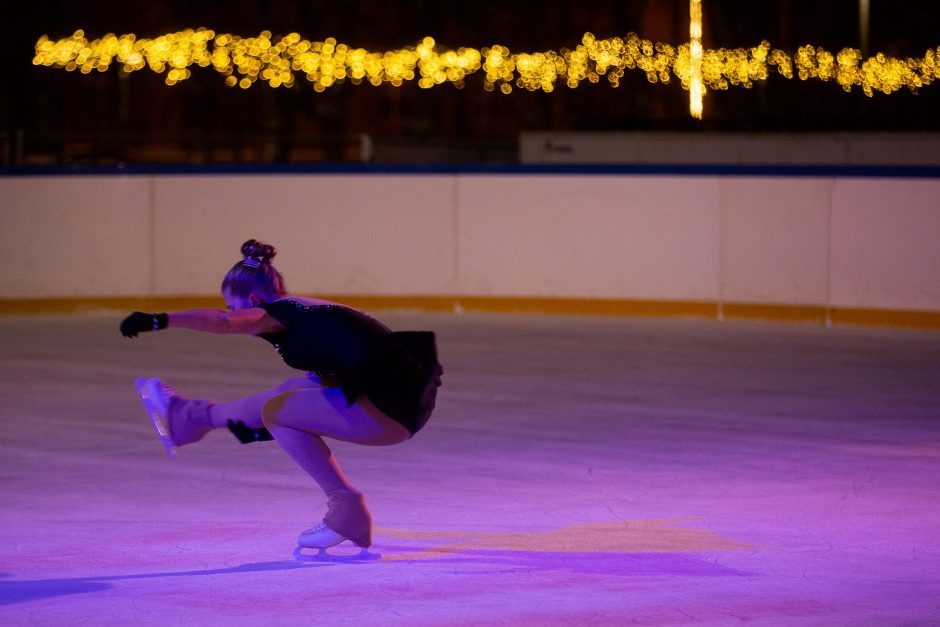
[2,162,940,178]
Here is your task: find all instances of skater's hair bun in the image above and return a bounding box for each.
[241,239,276,266]
[222,239,287,301]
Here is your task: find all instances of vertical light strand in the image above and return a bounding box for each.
[859,0,870,56]
[690,0,704,119]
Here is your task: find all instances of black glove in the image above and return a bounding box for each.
[227,420,274,444]
[120,312,168,338]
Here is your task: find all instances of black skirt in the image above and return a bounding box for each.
[343,331,443,436]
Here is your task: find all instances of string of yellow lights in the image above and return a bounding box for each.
[689,0,704,118]
[32,28,940,119]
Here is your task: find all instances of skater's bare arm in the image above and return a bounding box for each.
[167,308,284,335]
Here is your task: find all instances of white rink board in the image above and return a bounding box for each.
[1,172,938,312]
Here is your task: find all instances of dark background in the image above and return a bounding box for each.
[4,1,940,165]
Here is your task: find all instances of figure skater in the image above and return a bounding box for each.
[119,239,443,551]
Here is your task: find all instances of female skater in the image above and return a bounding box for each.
[119,239,443,550]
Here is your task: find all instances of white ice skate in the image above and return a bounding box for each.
[135,377,177,459]
[297,521,347,549]
[293,522,378,561]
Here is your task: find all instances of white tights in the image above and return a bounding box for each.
[208,375,410,496]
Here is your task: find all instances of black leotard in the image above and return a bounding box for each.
[257,298,441,436]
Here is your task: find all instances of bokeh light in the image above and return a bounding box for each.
[33,27,940,119]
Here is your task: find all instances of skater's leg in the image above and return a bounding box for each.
[136,375,327,450]
[260,387,408,491]
[209,375,323,429]
[262,387,410,444]
[261,388,409,547]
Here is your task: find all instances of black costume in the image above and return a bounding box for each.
[254,299,442,436]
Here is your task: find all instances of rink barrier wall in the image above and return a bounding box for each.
[2,296,940,330]
[1,164,939,330]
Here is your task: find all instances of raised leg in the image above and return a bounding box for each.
[208,376,324,429]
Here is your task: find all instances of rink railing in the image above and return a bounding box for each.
[1,163,938,330]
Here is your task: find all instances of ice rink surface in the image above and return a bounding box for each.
[1,310,939,625]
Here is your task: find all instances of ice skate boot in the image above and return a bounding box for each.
[297,490,373,549]
[296,521,348,549]
[135,378,213,457]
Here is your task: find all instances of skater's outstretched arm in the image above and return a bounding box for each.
[120,308,283,337]
[168,308,283,335]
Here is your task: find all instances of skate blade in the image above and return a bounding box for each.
[135,378,177,459]
[293,545,379,562]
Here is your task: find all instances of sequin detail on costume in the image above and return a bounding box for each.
[280,299,382,325]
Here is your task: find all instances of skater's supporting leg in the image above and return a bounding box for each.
[264,424,372,546]
[265,423,353,494]
[260,387,407,490]
[261,388,409,547]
